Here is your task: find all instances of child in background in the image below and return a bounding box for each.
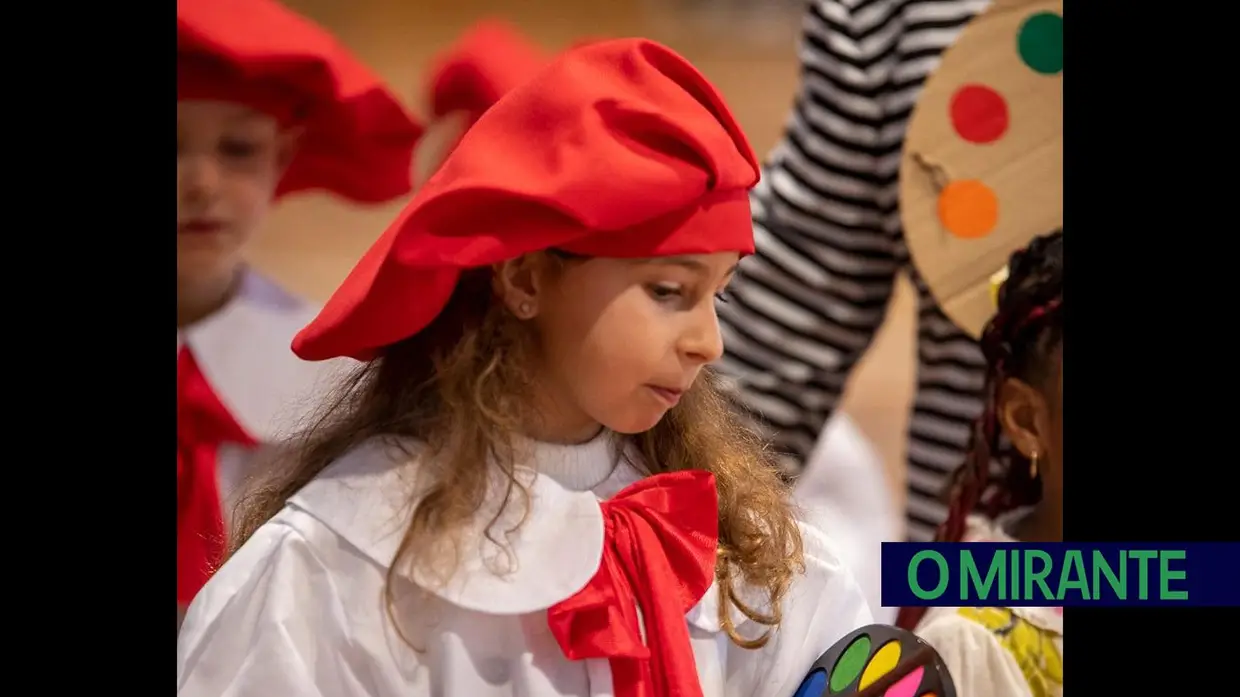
[897,231,1064,697]
[178,38,872,697]
[415,20,548,182]
[176,0,422,622]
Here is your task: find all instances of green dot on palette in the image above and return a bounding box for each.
[1017,11,1063,75]
[828,634,871,692]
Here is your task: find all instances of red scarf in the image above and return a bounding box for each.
[549,470,719,697]
[177,347,256,605]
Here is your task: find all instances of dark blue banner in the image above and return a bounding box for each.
[880,542,1240,607]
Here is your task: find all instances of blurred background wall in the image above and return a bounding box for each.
[248,0,920,509]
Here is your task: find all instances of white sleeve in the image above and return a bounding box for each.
[762,522,876,697]
[795,522,876,649]
[916,614,1034,697]
[176,522,370,697]
[793,414,901,624]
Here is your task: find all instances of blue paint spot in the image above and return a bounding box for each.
[793,669,828,697]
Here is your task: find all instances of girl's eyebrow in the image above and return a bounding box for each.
[645,257,740,278]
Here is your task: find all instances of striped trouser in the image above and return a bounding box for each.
[715,0,992,542]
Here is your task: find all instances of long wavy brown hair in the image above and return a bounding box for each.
[232,261,805,649]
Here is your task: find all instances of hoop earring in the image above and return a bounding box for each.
[1029,450,1040,479]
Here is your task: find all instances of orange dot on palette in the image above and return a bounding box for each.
[937,180,998,239]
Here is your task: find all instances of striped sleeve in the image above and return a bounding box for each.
[716,0,989,468]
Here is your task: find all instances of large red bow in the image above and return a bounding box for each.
[548,470,719,697]
[177,347,256,605]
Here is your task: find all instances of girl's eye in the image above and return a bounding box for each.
[714,289,732,303]
[219,138,261,159]
[647,283,683,301]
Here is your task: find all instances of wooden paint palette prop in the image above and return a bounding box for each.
[900,0,1062,339]
[791,624,955,697]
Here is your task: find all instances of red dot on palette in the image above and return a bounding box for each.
[950,84,1009,144]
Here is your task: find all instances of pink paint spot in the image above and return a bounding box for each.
[883,666,925,697]
[1053,607,1064,615]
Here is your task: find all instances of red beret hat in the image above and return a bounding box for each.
[426,20,549,127]
[176,0,424,203]
[293,38,760,362]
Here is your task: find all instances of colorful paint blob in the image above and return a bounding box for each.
[858,641,902,689]
[829,634,872,692]
[938,180,998,239]
[793,669,827,697]
[801,626,958,697]
[949,84,1009,144]
[883,665,925,697]
[1017,12,1063,75]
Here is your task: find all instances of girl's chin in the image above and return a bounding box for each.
[599,408,670,436]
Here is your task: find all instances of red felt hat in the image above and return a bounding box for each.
[177,0,424,203]
[426,20,549,126]
[293,38,760,362]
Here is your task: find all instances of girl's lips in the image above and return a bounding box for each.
[647,385,684,407]
[179,220,224,235]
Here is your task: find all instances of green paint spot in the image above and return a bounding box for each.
[829,634,872,692]
[1017,12,1063,75]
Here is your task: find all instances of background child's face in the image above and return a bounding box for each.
[497,251,739,442]
[177,101,295,285]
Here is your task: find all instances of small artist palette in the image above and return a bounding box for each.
[900,0,1063,339]
[791,624,955,697]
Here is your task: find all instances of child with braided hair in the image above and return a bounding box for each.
[896,230,1064,697]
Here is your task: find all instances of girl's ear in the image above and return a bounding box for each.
[996,377,1053,460]
[492,253,553,319]
[414,112,470,186]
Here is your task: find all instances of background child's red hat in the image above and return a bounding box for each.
[293,38,760,363]
[426,20,549,127]
[176,0,424,203]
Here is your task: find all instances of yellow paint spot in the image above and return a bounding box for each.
[858,640,902,690]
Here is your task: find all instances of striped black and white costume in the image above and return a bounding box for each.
[717,0,993,541]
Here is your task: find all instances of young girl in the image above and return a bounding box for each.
[897,230,1064,697]
[422,19,901,628]
[177,38,873,697]
[176,0,422,621]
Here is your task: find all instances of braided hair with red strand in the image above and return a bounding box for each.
[896,229,1063,631]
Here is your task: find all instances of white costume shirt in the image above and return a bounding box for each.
[176,269,354,513]
[915,516,1064,697]
[792,413,900,625]
[177,430,874,696]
